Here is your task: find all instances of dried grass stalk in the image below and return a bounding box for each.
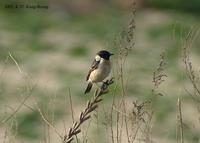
[63,78,114,143]
[176,98,184,143]
[152,52,167,96]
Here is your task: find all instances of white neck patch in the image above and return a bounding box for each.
[95,55,101,61]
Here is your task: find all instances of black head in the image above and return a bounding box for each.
[97,50,114,60]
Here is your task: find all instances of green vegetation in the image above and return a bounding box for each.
[16,111,42,139]
[69,45,88,57]
[0,2,200,143]
[146,0,200,13]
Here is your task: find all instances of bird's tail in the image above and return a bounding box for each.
[84,82,93,94]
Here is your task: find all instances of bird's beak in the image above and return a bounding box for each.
[110,53,114,56]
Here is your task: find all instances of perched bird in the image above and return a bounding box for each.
[84,50,113,94]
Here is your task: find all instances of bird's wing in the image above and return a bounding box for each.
[86,59,100,81]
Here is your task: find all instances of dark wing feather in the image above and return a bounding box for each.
[86,59,100,81]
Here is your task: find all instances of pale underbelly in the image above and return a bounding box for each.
[89,67,111,82]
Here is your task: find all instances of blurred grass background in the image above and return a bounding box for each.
[0,0,200,143]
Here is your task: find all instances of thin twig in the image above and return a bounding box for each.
[1,93,32,124]
[177,98,184,143]
[8,52,23,74]
[68,88,79,143]
[69,88,75,123]
[152,52,167,96]
[183,30,200,96]
[110,94,115,143]
[36,105,63,139]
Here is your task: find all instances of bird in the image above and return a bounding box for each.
[84,50,114,94]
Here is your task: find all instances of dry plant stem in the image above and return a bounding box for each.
[1,52,39,126]
[43,122,48,143]
[109,83,118,143]
[110,94,115,143]
[183,30,200,96]
[102,106,110,143]
[63,78,114,143]
[152,52,167,96]
[119,57,131,143]
[82,119,91,143]
[36,105,63,139]
[177,98,184,143]
[1,52,31,125]
[111,1,135,142]
[116,111,120,143]
[9,52,23,74]
[3,127,8,143]
[68,88,79,143]
[1,93,32,124]
[119,110,124,143]
[69,88,75,123]
[182,30,200,127]
[116,2,136,141]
